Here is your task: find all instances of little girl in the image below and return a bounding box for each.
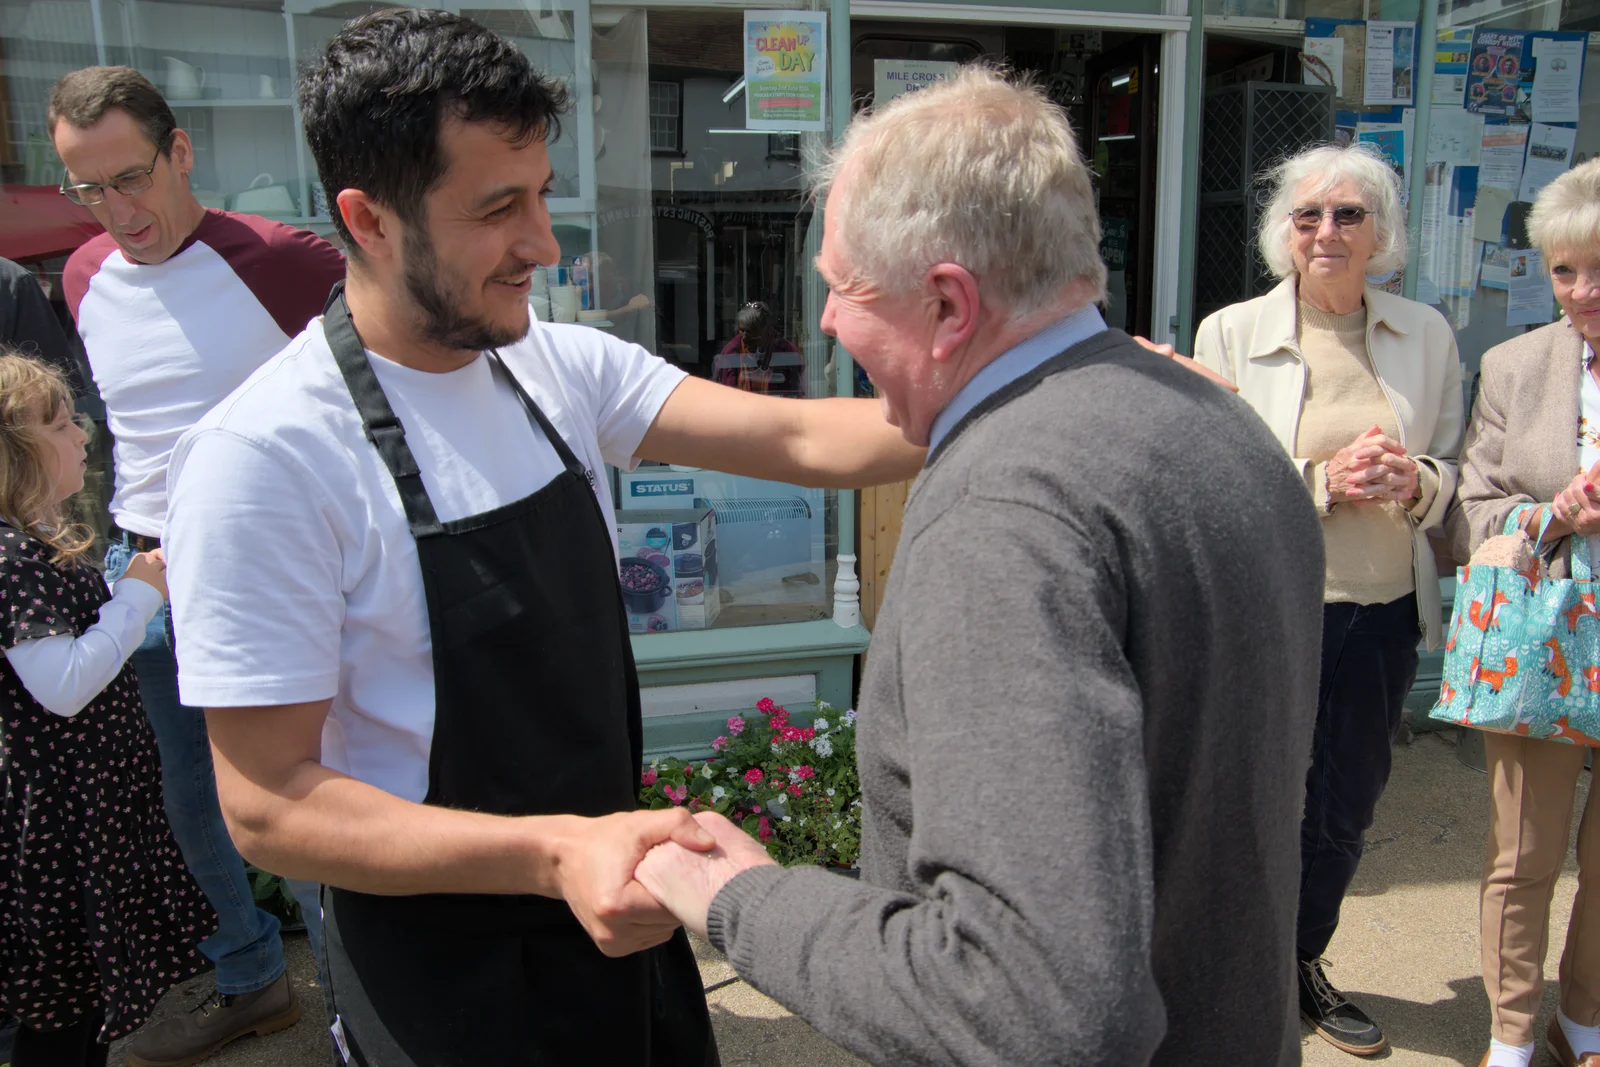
[0,350,210,1066]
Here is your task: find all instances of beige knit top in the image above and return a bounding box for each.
[1294,303,1435,605]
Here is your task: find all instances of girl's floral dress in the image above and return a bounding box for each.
[0,526,212,1039]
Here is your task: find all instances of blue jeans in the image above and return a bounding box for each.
[105,540,316,993]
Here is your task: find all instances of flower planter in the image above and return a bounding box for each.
[641,699,862,866]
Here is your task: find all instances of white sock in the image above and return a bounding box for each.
[1560,1009,1600,1057]
[1485,1038,1535,1067]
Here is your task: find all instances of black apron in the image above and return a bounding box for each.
[316,284,717,1066]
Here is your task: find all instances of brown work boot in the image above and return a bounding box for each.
[124,973,300,1067]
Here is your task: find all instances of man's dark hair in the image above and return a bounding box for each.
[299,8,571,253]
[47,66,176,155]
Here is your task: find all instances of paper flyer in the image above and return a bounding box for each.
[1507,248,1555,326]
[1356,110,1414,190]
[743,11,828,132]
[1518,122,1577,202]
[1440,218,1482,296]
[1531,37,1582,123]
[1481,242,1511,289]
[1427,108,1484,163]
[1333,23,1368,111]
[1473,186,1515,241]
[1302,36,1344,96]
[1365,21,1417,105]
[1434,28,1474,105]
[1478,123,1529,190]
[1420,163,1482,300]
[1467,29,1529,117]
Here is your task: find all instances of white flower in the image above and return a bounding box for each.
[783,816,792,823]
[771,742,782,755]
[711,786,726,801]
[701,764,714,779]
[814,717,830,733]
[844,709,858,724]
[833,819,842,828]
[810,736,833,758]
[826,788,835,797]
[788,770,801,784]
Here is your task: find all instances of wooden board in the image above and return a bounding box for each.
[857,477,912,632]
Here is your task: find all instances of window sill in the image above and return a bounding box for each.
[631,618,869,674]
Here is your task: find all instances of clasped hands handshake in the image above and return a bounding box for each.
[557,808,778,958]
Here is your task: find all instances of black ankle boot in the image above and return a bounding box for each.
[1298,957,1387,1056]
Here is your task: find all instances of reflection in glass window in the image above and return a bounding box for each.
[649,80,682,154]
[0,0,837,633]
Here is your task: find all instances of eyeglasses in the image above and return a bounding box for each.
[1289,205,1372,232]
[59,137,169,207]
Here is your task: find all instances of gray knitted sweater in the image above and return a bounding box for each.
[706,329,1323,1067]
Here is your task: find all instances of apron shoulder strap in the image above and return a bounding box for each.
[484,351,587,478]
[323,282,443,535]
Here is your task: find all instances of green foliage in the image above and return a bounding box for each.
[245,863,303,929]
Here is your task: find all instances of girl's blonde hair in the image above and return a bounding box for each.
[0,348,94,568]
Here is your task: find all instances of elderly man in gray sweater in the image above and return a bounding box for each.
[636,67,1324,1067]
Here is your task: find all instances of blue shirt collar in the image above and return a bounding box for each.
[926,305,1108,456]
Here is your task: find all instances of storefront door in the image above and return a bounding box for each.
[848,19,1166,338]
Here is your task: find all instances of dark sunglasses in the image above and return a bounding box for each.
[1289,205,1372,232]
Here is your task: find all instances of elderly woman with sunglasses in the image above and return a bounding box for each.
[1193,141,1463,1059]
[1448,157,1600,1067]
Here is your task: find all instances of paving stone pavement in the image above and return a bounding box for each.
[107,732,1587,1066]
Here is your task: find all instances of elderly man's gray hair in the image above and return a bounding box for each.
[1257,142,1408,280]
[813,66,1107,318]
[1529,156,1600,260]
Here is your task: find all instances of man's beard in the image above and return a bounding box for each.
[401,227,530,352]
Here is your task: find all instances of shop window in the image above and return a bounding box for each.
[1,0,837,634]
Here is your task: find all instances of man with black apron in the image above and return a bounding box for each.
[162,9,922,1064]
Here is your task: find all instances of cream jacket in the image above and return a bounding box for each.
[1193,276,1464,650]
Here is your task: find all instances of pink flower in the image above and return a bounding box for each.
[727,716,746,735]
[795,765,815,779]
[640,768,658,786]
[788,784,802,797]
[779,726,802,742]
[769,708,790,728]
[744,768,764,785]
[756,698,777,714]
[752,805,762,813]
[664,784,687,805]
[758,816,774,842]
[711,736,728,751]
[799,727,815,742]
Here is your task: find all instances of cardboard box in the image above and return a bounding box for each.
[616,508,721,633]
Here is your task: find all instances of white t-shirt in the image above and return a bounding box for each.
[166,317,686,802]
[65,211,346,537]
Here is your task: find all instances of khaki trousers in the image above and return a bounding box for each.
[1482,732,1600,1045]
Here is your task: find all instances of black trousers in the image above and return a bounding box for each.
[11,1015,107,1067]
[1297,594,1420,962]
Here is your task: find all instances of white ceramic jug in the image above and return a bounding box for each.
[162,57,205,100]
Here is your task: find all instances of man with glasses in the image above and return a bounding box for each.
[51,65,345,1067]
